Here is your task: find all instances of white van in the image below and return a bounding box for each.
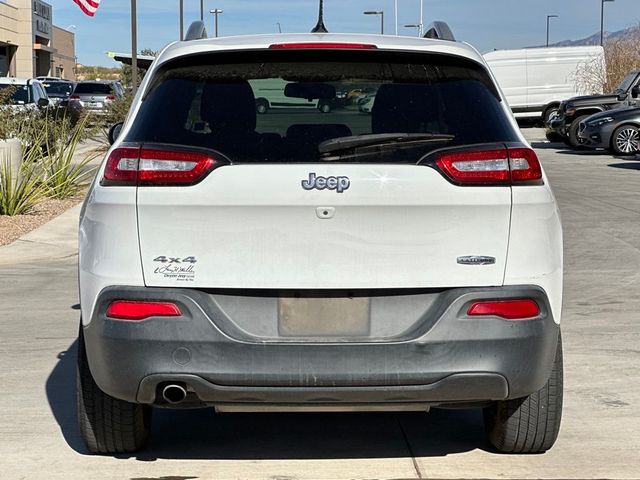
[484,46,605,123]
[250,78,319,113]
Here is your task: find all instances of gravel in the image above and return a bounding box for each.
[0,194,85,246]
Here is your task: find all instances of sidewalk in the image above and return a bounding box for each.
[0,204,81,265]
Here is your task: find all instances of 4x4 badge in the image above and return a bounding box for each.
[302,173,350,193]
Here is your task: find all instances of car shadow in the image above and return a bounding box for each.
[529,141,565,150]
[608,162,640,170]
[46,340,490,460]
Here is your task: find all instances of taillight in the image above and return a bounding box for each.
[106,301,182,321]
[435,147,542,186]
[467,299,540,320]
[508,148,543,182]
[101,146,217,186]
[105,95,116,101]
[70,95,80,100]
[269,42,378,50]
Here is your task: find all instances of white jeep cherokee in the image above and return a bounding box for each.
[78,30,563,455]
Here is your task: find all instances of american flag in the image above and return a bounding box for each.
[73,0,102,17]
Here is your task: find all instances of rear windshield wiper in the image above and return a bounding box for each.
[318,133,455,155]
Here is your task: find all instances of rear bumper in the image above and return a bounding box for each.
[83,285,559,407]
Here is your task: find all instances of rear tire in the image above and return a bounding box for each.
[611,125,640,156]
[542,105,559,126]
[568,115,589,149]
[77,327,151,454]
[483,332,563,454]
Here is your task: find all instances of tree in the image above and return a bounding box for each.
[120,48,157,89]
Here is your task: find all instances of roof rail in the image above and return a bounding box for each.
[423,21,456,42]
[185,21,208,41]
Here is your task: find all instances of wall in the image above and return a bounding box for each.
[51,26,76,80]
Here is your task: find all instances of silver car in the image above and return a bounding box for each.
[69,81,123,113]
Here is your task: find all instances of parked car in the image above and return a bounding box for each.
[69,81,124,114]
[485,46,605,124]
[549,69,640,147]
[41,80,75,106]
[78,27,564,456]
[358,93,376,113]
[0,77,50,111]
[578,107,640,155]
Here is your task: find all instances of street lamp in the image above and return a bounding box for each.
[546,15,558,47]
[277,22,282,33]
[364,11,384,35]
[210,8,223,37]
[601,0,615,46]
[404,24,421,37]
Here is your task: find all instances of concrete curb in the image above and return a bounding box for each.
[0,204,81,266]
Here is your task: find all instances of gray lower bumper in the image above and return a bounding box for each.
[83,285,559,407]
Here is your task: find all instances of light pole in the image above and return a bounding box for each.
[131,0,138,95]
[405,24,421,37]
[277,22,282,33]
[364,11,384,35]
[546,15,558,47]
[600,0,615,46]
[210,8,223,37]
[179,0,184,40]
[419,0,424,37]
[200,0,204,21]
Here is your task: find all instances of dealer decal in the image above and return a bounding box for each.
[153,256,197,282]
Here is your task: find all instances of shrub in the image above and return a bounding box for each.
[0,142,48,216]
[42,115,97,200]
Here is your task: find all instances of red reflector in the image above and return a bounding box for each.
[269,42,378,50]
[106,301,182,321]
[101,146,217,187]
[106,95,116,101]
[435,147,543,186]
[467,299,540,320]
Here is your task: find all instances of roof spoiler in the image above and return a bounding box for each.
[423,21,456,42]
[185,21,208,41]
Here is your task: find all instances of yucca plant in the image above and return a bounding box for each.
[42,115,98,200]
[0,145,48,216]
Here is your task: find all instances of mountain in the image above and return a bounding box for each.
[546,26,637,47]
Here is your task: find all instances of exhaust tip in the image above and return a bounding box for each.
[161,384,187,404]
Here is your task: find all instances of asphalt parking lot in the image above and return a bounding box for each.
[0,130,639,479]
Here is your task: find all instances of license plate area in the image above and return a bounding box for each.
[278,297,371,337]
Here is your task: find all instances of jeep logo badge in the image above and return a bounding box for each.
[302,173,350,193]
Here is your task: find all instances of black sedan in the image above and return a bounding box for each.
[578,108,640,155]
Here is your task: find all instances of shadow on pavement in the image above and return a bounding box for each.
[47,340,488,460]
[530,141,565,150]
[608,162,640,170]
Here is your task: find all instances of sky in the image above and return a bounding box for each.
[49,0,640,66]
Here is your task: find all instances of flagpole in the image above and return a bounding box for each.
[394,0,398,35]
[131,0,138,96]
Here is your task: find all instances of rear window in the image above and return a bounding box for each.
[74,83,113,94]
[44,82,74,96]
[127,50,518,163]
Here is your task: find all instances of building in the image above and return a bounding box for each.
[0,0,76,80]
